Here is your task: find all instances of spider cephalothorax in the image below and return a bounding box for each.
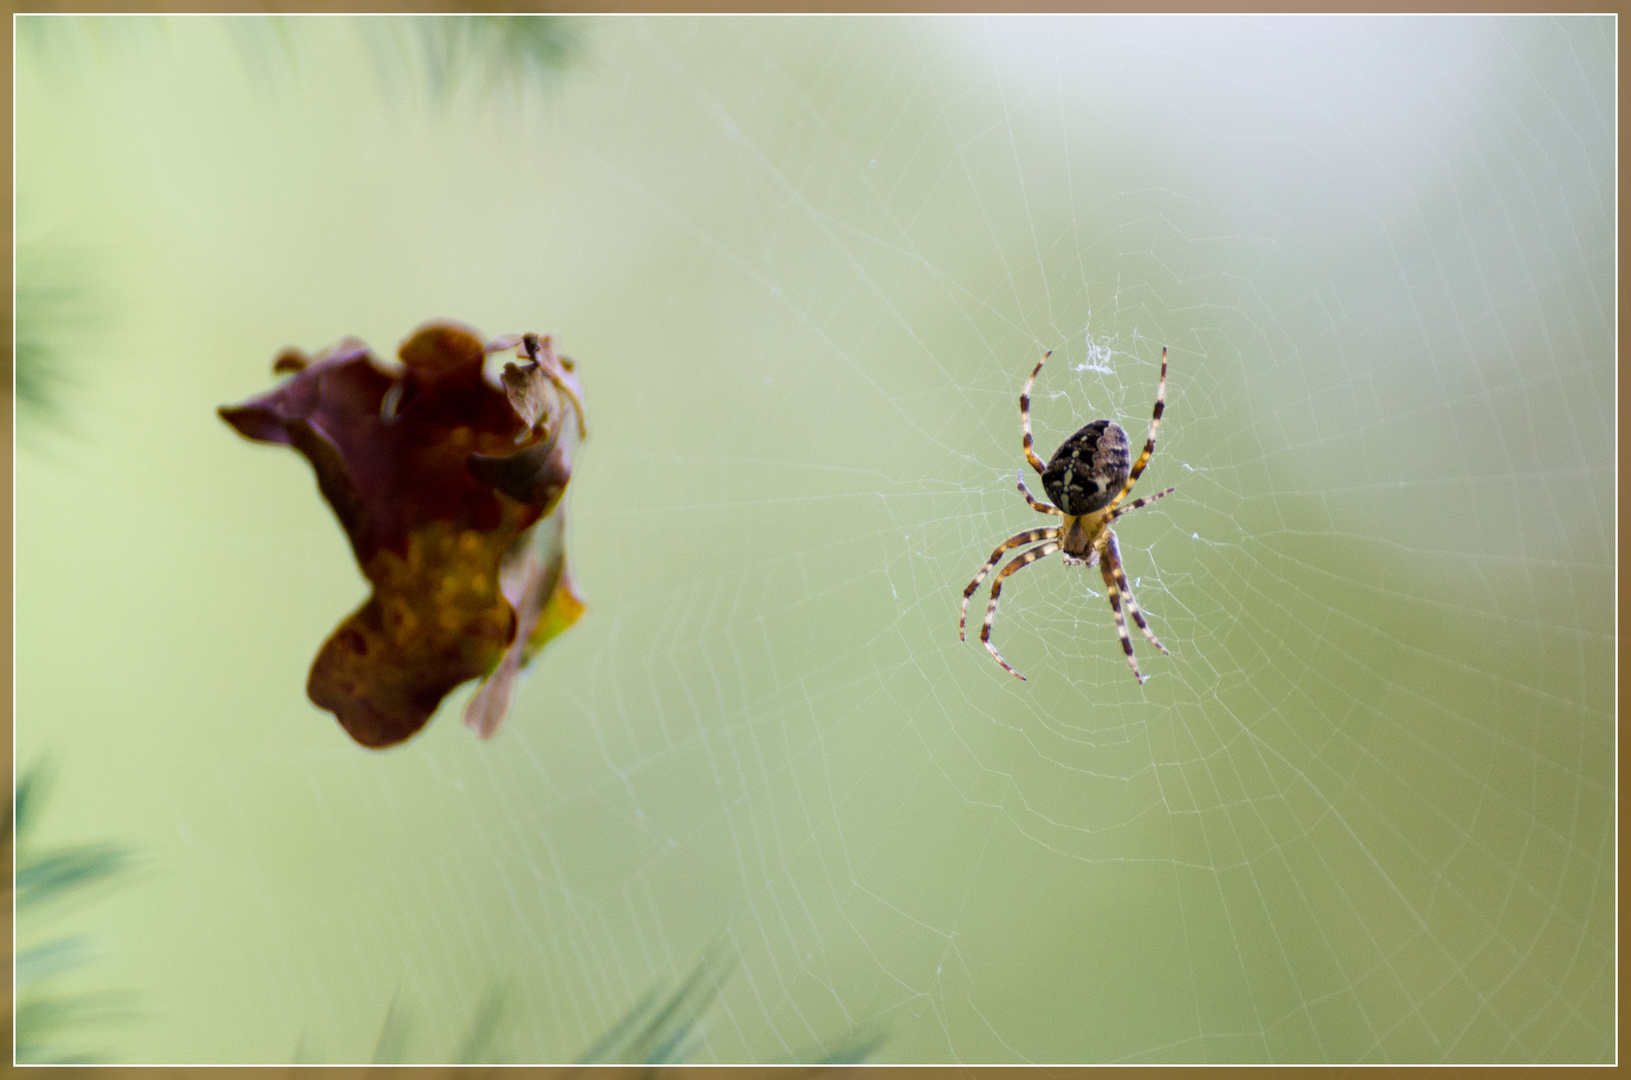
[959,348,1173,682]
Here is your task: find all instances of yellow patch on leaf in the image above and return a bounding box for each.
[221,321,587,748]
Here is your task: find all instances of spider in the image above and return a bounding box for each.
[959,347,1174,683]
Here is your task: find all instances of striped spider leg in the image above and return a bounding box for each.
[959,524,1059,679]
[961,347,1174,682]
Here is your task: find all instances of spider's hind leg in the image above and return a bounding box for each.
[1104,346,1168,516]
[1020,351,1051,477]
[1017,470,1063,516]
[1111,486,1175,522]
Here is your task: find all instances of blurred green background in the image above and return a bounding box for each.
[14,15,1614,1064]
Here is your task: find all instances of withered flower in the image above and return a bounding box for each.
[220,322,587,748]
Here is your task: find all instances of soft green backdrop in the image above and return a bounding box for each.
[15,15,1614,1063]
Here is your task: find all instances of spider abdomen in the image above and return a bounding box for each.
[1042,419,1130,515]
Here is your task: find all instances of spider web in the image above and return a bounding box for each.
[13,14,1615,1063]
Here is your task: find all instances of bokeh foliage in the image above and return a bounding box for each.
[9,762,138,1063]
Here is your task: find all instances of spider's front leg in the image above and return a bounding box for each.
[980,540,1061,680]
[960,527,1057,640]
[1098,552,1145,684]
[1106,532,1166,657]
